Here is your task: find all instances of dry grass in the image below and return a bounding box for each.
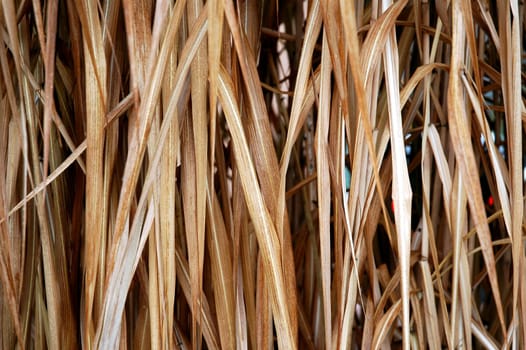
[0,0,525,349]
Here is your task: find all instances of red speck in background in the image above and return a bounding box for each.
[487,195,494,207]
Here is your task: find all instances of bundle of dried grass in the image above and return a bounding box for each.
[0,0,525,348]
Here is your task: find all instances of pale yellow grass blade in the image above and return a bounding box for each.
[315,31,332,350]
[381,2,412,348]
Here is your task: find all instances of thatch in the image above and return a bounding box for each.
[0,0,525,348]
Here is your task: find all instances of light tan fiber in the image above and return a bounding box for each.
[0,1,524,348]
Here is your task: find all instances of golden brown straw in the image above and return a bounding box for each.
[0,0,524,348]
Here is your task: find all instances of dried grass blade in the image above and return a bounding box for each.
[224,0,298,341]
[339,254,360,349]
[186,1,208,344]
[30,0,46,55]
[207,0,224,181]
[97,9,207,347]
[34,270,49,349]
[41,0,58,178]
[471,319,499,350]
[0,223,23,346]
[33,184,62,349]
[121,0,154,144]
[399,63,449,108]
[449,168,466,347]
[360,0,408,84]
[319,0,347,113]
[223,0,284,209]
[339,0,393,255]
[16,48,68,347]
[218,65,296,349]
[381,1,412,347]
[108,0,187,278]
[76,0,108,345]
[371,300,402,350]
[159,35,179,350]
[0,122,23,348]
[256,257,272,350]
[1,12,29,326]
[511,31,525,350]
[148,219,162,350]
[426,122,455,331]
[134,304,151,349]
[1,0,523,347]
[419,260,442,350]
[279,0,322,160]
[206,186,236,350]
[96,199,150,348]
[1,90,133,226]
[418,21,446,345]
[122,0,152,94]
[19,204,39,347]
[462,75,511,234]
[235,264,249,350]
[2,0,22,72]
[175,245,220,349]
[0,39,21,127]
[448,0,506,334]
[315,31,332,350]
[234,173,257,349]
[458,240,472,349]
[501,0,524,340]
[180,116,199,344]
[448,165,473,348]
